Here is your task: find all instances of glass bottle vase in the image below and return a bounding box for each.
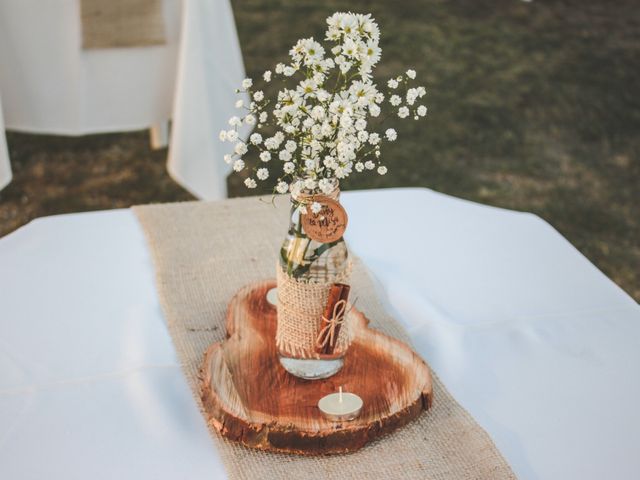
[276,182,350,380]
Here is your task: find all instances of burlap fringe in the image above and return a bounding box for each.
[276,262,353,359]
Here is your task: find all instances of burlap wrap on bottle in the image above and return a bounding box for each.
[276,262,353,359]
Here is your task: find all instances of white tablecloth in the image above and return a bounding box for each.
[0,0,245,199]
[1,188,638,479]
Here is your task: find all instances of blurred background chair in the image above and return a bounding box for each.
[0,0,247,199]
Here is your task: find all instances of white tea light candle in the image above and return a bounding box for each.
[266,287,278,306]
[318,387,363,421]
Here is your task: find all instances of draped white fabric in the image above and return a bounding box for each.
[0,0,245,198]
[0,189,638,479]
[0,100,10,191]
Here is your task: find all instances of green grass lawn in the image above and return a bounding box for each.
[1,0,638,300]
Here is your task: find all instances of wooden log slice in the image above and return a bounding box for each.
[199,280,432,455]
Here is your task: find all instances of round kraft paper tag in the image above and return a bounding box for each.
[301,196,348,243]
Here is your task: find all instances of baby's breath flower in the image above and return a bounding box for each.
[279,150,292,161]
[260,151,271,162]
[223,12,428,191]
[318,178,333,194]
[276,181,289,194]
[234,142,248,155]
[311,202,322,214]
[226,130,238,142]
[385,128,397,141]
[285,140,297,152]
[233,159,245,172]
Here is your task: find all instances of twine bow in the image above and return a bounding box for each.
[315,299,347,351]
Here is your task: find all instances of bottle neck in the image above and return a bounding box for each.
[288,179,340,235]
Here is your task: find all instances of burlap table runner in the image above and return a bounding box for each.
[133,196,516,480]
[80,0,166,49]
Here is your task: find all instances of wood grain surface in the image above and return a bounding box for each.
[199,280,432,455]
